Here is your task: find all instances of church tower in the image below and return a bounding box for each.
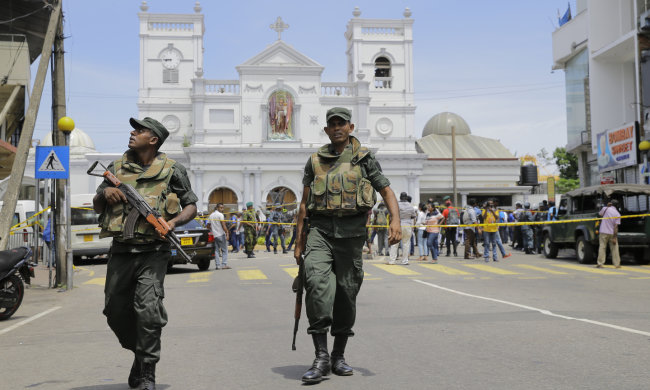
[137,1,204,150]
[345,7,415,150]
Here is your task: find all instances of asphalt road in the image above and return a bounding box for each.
[2,245,650,390]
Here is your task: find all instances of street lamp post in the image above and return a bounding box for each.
[57,116,74,290]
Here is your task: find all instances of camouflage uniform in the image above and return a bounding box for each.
[242,208,258,254]
[302,136,389,337]
[96,151,197,364]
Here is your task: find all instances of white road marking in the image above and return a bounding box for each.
[412,279,650,337]
[0,306,62,336]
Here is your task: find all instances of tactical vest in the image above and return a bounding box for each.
[99,152,181,243]
[307,139,377,216]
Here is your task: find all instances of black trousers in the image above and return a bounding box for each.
[445,227,458,254]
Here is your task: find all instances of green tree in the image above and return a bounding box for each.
[556,178,580,193]
[553,147,578,179]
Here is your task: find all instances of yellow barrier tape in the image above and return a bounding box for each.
[13,210,645,236]
[9,206,51,231]
[202,212,650,229]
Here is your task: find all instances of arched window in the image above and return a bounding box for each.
[208,187,238,214]
[266,186,297,212]
[374,56,392,88]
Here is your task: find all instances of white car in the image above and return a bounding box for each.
[0,200,43,249]
[70,194,112,261]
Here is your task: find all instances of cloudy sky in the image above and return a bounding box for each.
[31,0,575,168]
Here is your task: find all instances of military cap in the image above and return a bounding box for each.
[129,117,169,144]
[246,201,254,207]
[326,107,352,122]
[442,195,451,201]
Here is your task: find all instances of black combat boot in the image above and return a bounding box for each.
[330,336,353,376]
[301,333,330,383]
[140,362,156,390]
[128,356,140,388]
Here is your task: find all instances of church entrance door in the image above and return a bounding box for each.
[208,187,238,214]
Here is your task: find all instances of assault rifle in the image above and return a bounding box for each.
[87,161,192,264]
[291,217,309,350]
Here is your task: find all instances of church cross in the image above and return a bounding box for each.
[270,17,289,40]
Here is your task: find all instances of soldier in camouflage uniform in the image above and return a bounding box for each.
[242,202,258,258]
[93,117,197,390]
[294,107,401,384]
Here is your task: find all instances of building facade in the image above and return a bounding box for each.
[552,0,650,186]
[20,4,531,211]
[135,4,421,212]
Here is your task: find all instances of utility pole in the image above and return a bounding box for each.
[451,125,458,207]
[0,2,62,251]
[52,7,68,288]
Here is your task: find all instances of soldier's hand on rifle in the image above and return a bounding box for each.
[103,187,127,205]
[388,219,402,245]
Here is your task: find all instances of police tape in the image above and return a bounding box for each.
[14,210,646,235]
[204,212,650,229]
[377,212,650,229]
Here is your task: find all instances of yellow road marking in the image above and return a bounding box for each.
[365,277,383,281]
[513,264,568,275]
[372,264,421,276]
[602,266,650,274]
[463,264,520,275]
[284,267,298,278]
[83,277,105,286]
[188,272,211,283]
[629,276,650,279]
[518,276,547,280]
[237,269,268,280]
[417,264,472,275]
[75,266,95,277]
[550,264,627,275]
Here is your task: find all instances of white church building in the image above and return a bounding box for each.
[24,3,530,212]
[130,3,424,212]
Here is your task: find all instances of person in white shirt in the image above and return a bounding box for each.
[415,203,428,261]
[208,203,230,269]
[388,192,417,265]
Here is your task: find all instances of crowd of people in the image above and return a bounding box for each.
[361,194,563,265]
[205,195,559,269]
[205,201,297,268]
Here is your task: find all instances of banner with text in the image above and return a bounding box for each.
[596,122,637,173]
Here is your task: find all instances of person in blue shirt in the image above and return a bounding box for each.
[547,201,558,221]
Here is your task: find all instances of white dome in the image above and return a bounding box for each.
[41,128,96,156]
[422,112,470,137]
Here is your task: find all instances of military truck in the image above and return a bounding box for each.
[541,184,650,264]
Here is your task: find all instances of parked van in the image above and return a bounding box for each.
[71,194,111,261]
[0,200,43,249]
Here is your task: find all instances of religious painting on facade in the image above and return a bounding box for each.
[268,90,294,140]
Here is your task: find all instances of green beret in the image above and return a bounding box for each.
[129,117,169,144]
[246,202,254,207]
[326,107,351,122]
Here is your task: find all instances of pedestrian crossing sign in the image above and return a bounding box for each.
[35,146,69,179]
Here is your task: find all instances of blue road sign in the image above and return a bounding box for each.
[35,146,70,179]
